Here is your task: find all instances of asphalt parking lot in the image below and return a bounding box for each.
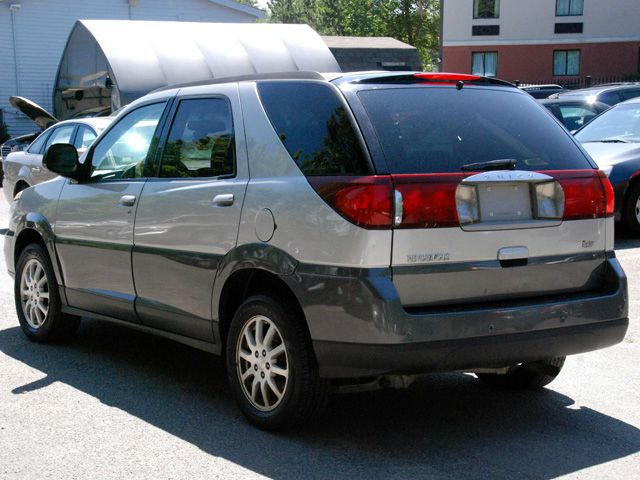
[0,198,638,479]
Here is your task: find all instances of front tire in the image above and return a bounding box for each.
[477,357,566,390]
[14,243,80,342]
[226,294,328,431]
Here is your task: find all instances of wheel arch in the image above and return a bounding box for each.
[213,244,308,351]
[13,214,65,294]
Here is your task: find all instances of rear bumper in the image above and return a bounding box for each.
[313,318,628,378]
[286,256,628,378]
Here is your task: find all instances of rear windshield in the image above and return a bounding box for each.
[357,87,593,174]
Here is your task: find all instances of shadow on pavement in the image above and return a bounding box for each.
[1,320,638,479]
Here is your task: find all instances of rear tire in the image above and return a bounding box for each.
[226,294,328,431]
[14,243,80,342]
[476,357,565,390]
[622,183,640,236]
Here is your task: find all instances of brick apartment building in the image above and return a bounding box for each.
[442,0,640,83]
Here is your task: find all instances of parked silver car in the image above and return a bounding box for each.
[2,117,112,203]
[4,72,628,430]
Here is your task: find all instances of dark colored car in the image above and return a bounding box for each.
[538,98,610,132]
[551,83,640,106]
[520,84,568,99]
[575,96,640,233]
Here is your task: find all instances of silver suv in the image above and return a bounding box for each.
[4,72,628,430]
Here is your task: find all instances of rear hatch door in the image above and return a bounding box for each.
[355,81,611,307]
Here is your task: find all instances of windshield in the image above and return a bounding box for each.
[575,103,640,143]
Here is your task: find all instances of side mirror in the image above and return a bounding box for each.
[43,143,81,179]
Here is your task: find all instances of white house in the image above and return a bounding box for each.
[0,0,265,137]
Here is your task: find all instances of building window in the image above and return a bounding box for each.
[473,0,500,19]
[556,0,583,16]
[553,50,580,76]
[472,52,498,77]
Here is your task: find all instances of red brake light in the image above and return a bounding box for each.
[545,170,613,220]
[413,73,482,82]
[306,176,393,229]
[393,174,469,228]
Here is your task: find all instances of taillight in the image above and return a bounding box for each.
[545,170,614,220]
[306,176,393,229]
[393,174,468,228]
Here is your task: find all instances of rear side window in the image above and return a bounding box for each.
[357,87,593,173]
[160,98,235,178]
[258,81,372,176]
[45,125,75,150]
[27,130,52,154]
[75,125,97,149]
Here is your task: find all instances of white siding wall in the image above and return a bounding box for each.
[444,0,640,45]
[0,0,259,137]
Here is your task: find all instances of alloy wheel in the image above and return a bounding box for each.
[20,258,50,329]
[236,315,289,412]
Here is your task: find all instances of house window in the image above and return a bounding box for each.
[472,52,498,77]
[556,0,583,16]
[553,50,580,76]
[473,0,500,19]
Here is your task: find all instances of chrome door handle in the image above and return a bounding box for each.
[119,195,137,207]
[212,194,234,207]
[32,166,41,173]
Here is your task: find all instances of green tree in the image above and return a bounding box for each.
[235,0,261,8]
[266,0,440,70]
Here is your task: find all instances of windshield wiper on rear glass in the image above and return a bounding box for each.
[585,138,634,143]
[461,158,517,171]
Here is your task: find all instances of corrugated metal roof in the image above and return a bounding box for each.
[59,20,341,110]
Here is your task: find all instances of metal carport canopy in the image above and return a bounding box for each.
[58,20,341,110]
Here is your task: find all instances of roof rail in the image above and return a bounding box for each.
[151,71,327,93]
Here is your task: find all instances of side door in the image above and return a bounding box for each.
[54,101,169,322]
[132,86,248,341]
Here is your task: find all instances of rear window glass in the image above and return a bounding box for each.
[258,81,372,176]
[357,87,593,174]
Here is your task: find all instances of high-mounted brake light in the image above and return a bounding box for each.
[413,73,482,82]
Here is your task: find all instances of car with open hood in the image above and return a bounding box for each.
[2,117,113,203]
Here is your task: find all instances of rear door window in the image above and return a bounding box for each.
[258,81,372,175]
[45,125,76,150]
[159,98,235,178]
[357,87,593,173]
[27,130,52,154]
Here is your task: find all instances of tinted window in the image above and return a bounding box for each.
[27,130,52,154]
[621,89,640,101]
[90,102,166,180]
[258,82,371,176]
[75,125,97,149]
[598,91,622,106]
[45,125,75,150]
[357,87,593,173]
[160,98,234,178]
[575,104,640,143]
